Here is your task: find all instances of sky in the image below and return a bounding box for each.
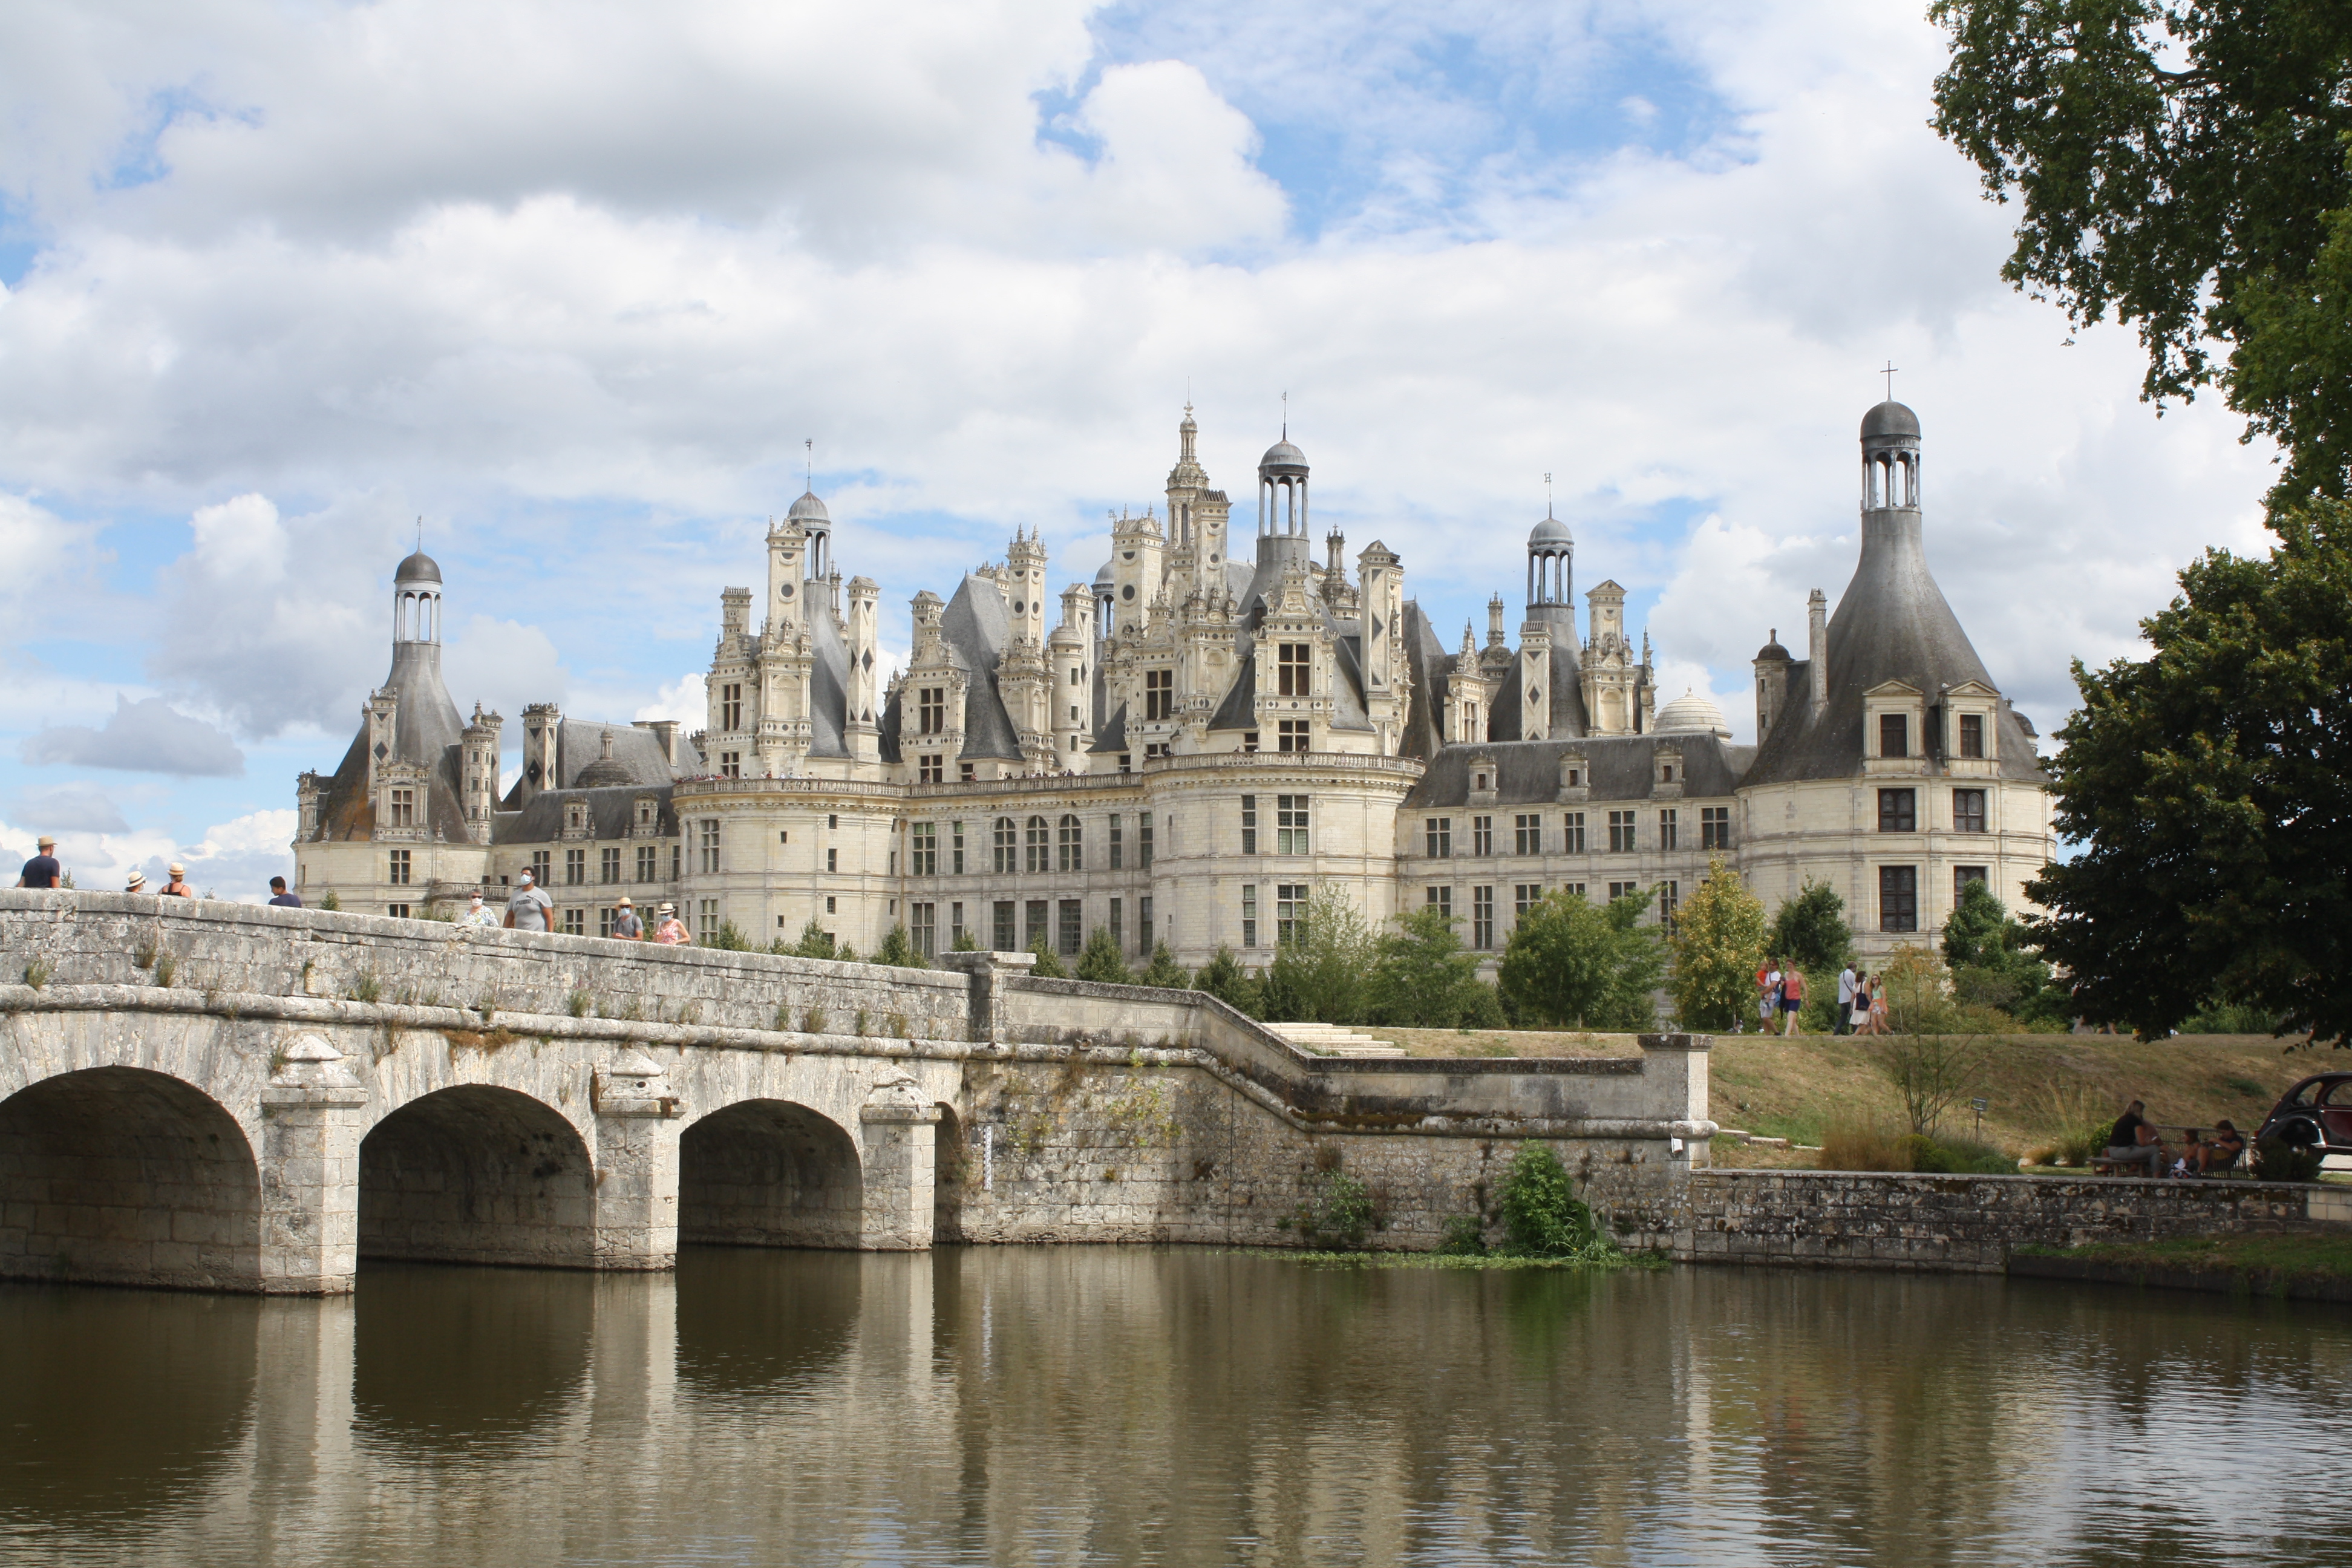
[0,0,2277,900]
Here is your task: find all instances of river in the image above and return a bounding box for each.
[1,1249,2345,1566]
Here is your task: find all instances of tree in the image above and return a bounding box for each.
[1025,936,1068,979]
[1192,945,1261,1014]
[1256,887,1373,1024]
[1769,879,1854,979]
[2026,500,2352,1042]
[1941,880,2062,1022]
[950,927,979,952]
[1138,941,1191,990]
[1668,857,1769,1031]
[1872,947,1989,1135]
[1363,906,1492,1028]
[1073,926,1132,985]
[785,919,835,959]
[1930,1,2352,507]
[707,920,752,952]
[873,924,924,969]
[1498,887,1664,1031]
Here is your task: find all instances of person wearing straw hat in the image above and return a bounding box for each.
[610,895,644,941]
[16,835,62,889]
[124,869,148,894]
[158,863,195,898]
[650,902,691,946]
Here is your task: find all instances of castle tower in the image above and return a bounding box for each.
[518,702,560,805]
[788,488,832,581]
[461,703,503,842]
[1581,580,1638,735]
[1357,539,1405,753]
[1107,509,1164,633]
[1050,583,1093,766]
[1257,432,1309,540]
[1526,506,1575,630]
[1005,527,1048,646]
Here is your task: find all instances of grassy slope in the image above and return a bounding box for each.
[1366,1027,2325,1158]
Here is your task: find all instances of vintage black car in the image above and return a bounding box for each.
[2256,1073,2352,1155]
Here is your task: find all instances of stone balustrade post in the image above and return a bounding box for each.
[939,949,1037,1044]
[592,1049,684,1270]
[1638,1031,1718,1165]
[860,1075,942,1250]
[259,1034,368,1295]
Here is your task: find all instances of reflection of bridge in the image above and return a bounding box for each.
[0,893,1714,1294]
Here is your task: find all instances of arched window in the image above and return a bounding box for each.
[1025,815,1049,874]
[993,817,1016,874]
[1058,814,1083,872]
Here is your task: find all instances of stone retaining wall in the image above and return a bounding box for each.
[1676,1169,2351,1273]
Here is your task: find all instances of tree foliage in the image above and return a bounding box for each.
[1668,857,1769,1031]
[1025,936,1068,979]
[781,918,835,959]
[2025,500,2352,1042]
[1138,941,1191,990]
[1363,906,1503,1028]
[1256,888,1374,1024]
[1941,880,2064,1023]
[1930,0,2352,506]
[872,924,924,969]
[1498,887,1664,1031]
[1192,945,1261,1014]
[1494,1142,1598,1258]
[1073,925,1132,985]
[1768,879,1854,979]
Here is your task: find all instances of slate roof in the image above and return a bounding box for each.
[552,722,683,790]
[1743,508,2045,787]
[309,642,470,842]
[492,784,680,845]
[936,574,1024,759]
[1403,734,1756,808]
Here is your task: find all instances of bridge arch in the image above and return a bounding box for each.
[679,1099,863,1249]
[360,1085,595,1268]
[0,1066,261,1290]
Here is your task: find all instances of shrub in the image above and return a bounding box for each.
[1192,946,1260,1014]
[873,924,924,969]
[1027,938,1068,979]
[1363,906,1492,1028]
[1291,1169,1377,1250]
[950,927,980,952]
[1822,1123,2017,1174]
[1437,1214,1488,1256]
[1499,887,1664,1030]
[2253,1132,2325,1183]
[1494,1142,1595,1257]
[1818,1121,1911,1172]
[707,921,752,952]
[1073,926,1132,985]
[787,920,835,959]
[1771,878,1856,980]
[319,889,341,912]
[1138,941,1190,990]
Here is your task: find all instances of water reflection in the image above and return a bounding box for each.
[0,1253,2346,1566]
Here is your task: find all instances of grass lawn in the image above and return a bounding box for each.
[1365,1026,2324,1162]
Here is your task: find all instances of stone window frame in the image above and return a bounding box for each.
[1025,815,1050,874]
[1057,814,1083,872]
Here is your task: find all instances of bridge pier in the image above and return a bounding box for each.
[858,1077,941,1252]
[259,1036,367,1295]
[592,1052,684,1271]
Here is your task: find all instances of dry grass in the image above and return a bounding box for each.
[1370,1024,2317,1158]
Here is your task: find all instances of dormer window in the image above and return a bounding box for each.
[565,803,584,832]
[918,687,946,735]
[636,798,655,828]
[1277,643,1312,696]
[1145,668,1174,721]
[1475,772,1489,791]
[1661,765,1674,783]
[1880,713,1909,759]
[1567,769,1580,787]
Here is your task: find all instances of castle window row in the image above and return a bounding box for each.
[1420,809,1730,858]
[1876,788,1990,834]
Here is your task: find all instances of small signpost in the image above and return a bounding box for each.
[1973,1097,1989,1138]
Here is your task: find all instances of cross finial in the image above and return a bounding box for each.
[1281,389,1287,439]
[1544,472,1553,518]
[1881,361,1898,400]
[804,437,812,491]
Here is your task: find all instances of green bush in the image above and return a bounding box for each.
[1138,941,1191,990]
[707,920,752,952]
[1026,937,1068,979]
[1073,926,1132,985]
[1437,1214,1488,1256]
[1495,1142,1596,1257]
[2181,998,2279,1034]
[1292,1169,1377,1250]
[1192,946,1260,1014]
[873,924,924,969]
[1898,1134,2016,1175]
[2254,1132,2325,1183]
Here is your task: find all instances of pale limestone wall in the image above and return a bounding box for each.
[1677,1169,2337,1273]
[0,892,1716,1293]
[1737,776,2053,961]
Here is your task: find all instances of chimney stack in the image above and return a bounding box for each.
[1808,590,1828,710]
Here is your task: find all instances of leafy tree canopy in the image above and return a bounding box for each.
[1026,936,1068,979]
[872,924,924,969]
[1192,945,1261,1014]
[1257,888,1373,1024]
[1363,906,1501,1029]
[1073,926,1132,985]
[1138,941,1191,990]
[1669,858,1769,1031]
[2025,500,2352,1042]
[1768,879,1854,979]
[1930,0,2352,506]
[1498,887,1664,1031]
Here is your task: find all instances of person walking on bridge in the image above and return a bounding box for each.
[16,835,62,889]
[651,903,691,946]
[457,889,499,929]
[158,863,195,898]
[610,895,644,941]
[505,868,553,932]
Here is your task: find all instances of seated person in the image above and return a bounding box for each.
[2102,1099,2167,1174]
[2189,1119,2246,1175]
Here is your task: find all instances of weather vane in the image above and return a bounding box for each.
[1281,390,1288,439]
[1544,472,1553,515]
[804,438,812,491]
[1882,361,1899,400]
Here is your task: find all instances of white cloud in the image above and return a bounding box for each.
[442,613,569,725]
[633,672,707,727]
[188,492,287,581]
[9,781,130,834]
[20,694,245,776]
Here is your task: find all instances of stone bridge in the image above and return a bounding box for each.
[0,892,1714,1294]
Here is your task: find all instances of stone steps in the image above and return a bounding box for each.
[1266,1022,1408,1058]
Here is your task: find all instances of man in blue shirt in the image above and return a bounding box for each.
[267,876,302,908]
[16,836,62,889]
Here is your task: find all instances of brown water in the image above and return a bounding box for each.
[0,1249,2345,1566]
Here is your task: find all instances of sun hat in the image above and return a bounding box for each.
[168,863,185,876]
[657,903,675,916]
[37,835,55,849]
[125,870,146,890]
[616,895,633,907]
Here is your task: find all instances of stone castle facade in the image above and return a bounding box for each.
[293,400,2055,967]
